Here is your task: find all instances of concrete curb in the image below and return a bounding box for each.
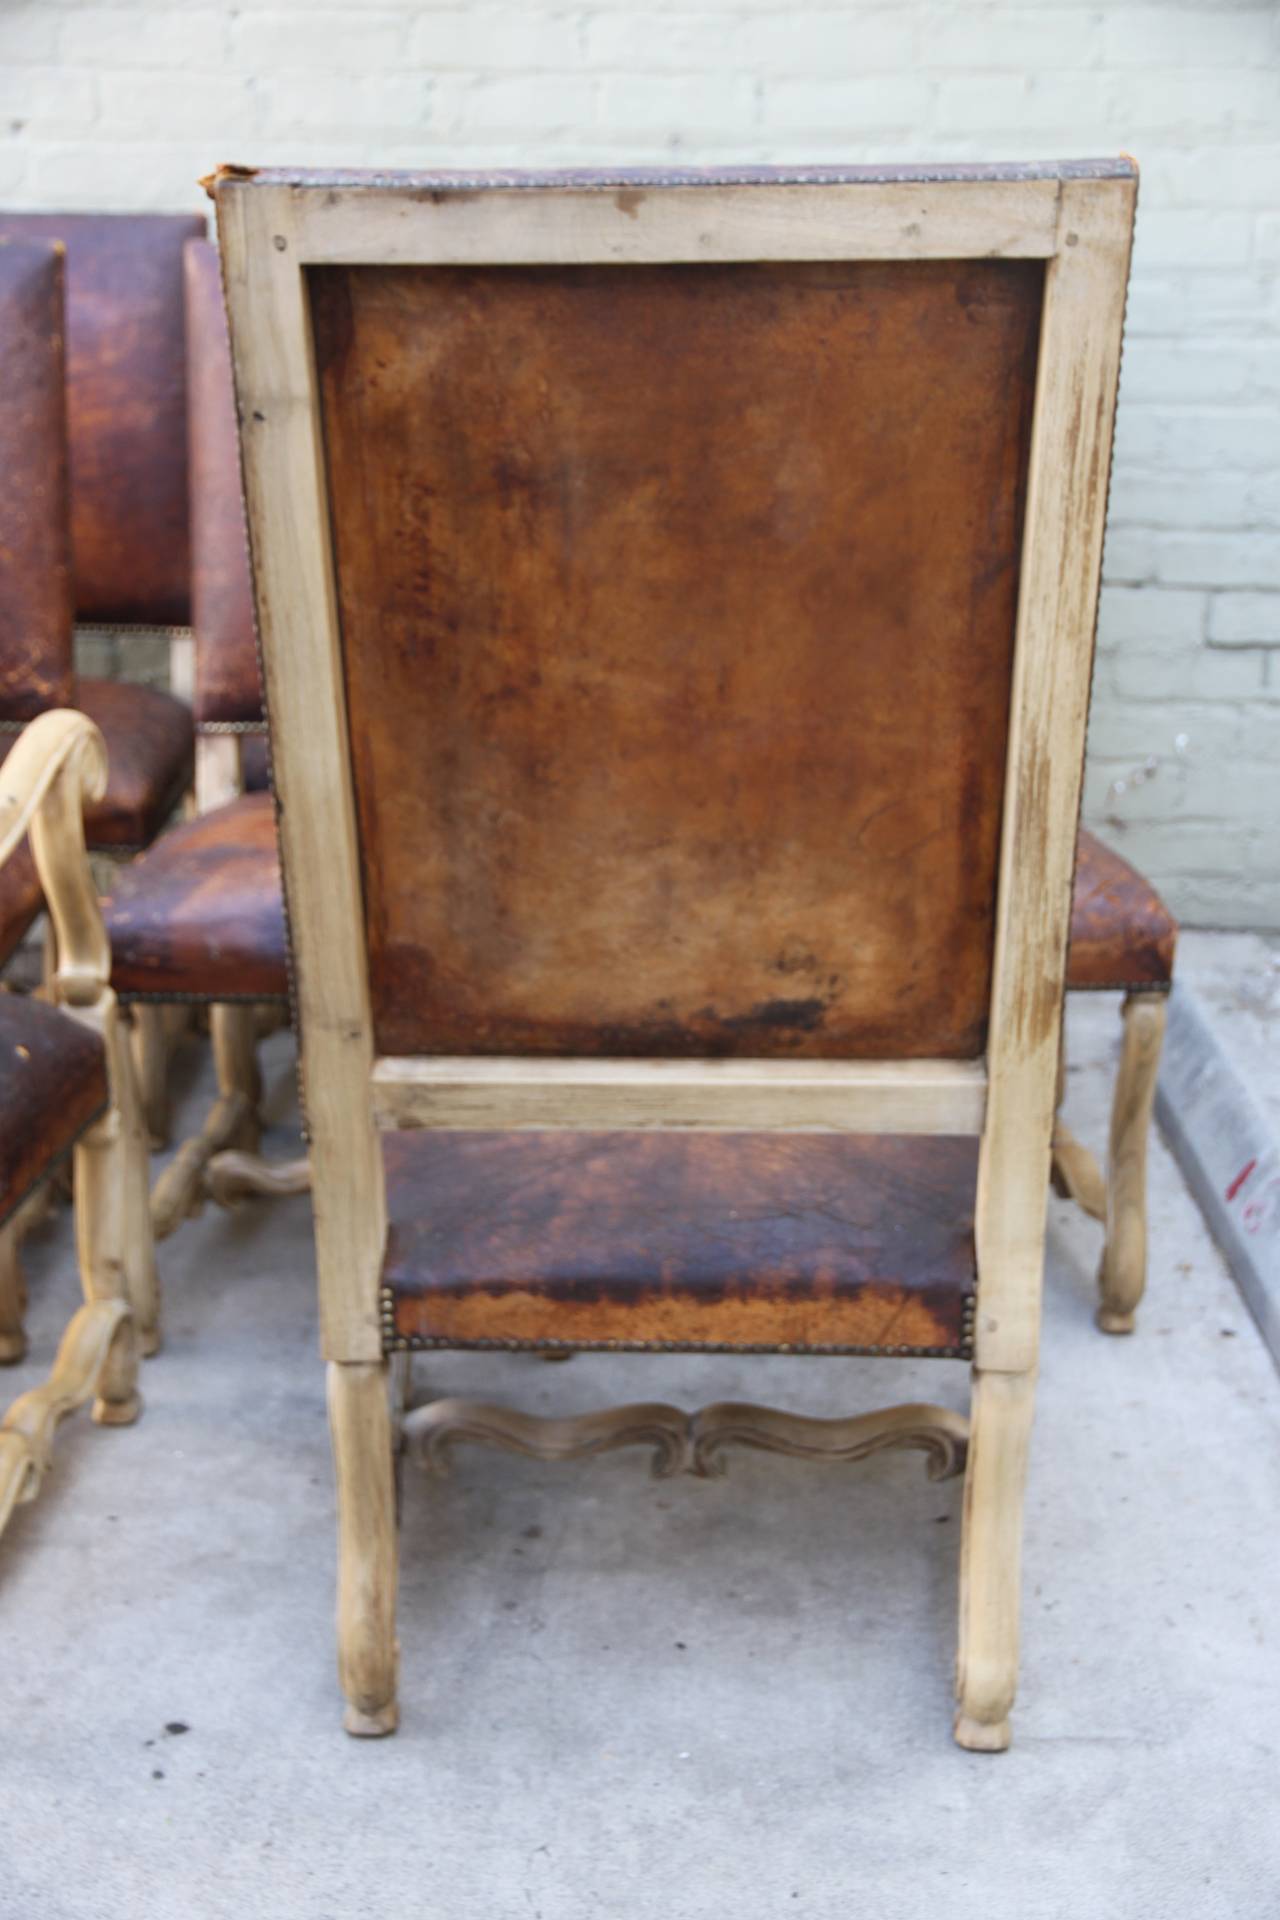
[1157,979,1280,1374]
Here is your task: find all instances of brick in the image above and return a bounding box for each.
[0,65,96,131]
[1105,644,1265,704]
[232,10,406,70]
[1104,530,1280,591]
[1208,592,1280,648]
[584,13,751,72]
[97,70,254,134]
[1125,271,1278,337]
[1104,7,1278,68]
[934,72,1116,134]
[1116,68,1278,135]
[410,8,583,72]
[1095,585,1207,651]
[1107,467,1262,532]
[595,71,755,134]
[0,10,62,59]
[1119,343,1253,406]
[1112,407,1280,475]
[761,75,933,132]
[923,9,1099,70]
[736,12,914,74]
[27,141,212,211]
[1134,209,1254,270]
[1138,145,1280,209]
[434,74,598,136]
[61,8,226,67]
[256,72,433,133]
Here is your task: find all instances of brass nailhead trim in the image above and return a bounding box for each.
[380,1285,976,1363]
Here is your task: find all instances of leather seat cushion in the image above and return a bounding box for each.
[78,677,195,851]
[1068,828,1176,992]
[384,1131,977,1355]
[104,791,288,1002]
[0,839,43,971]
[0,992,108,1227]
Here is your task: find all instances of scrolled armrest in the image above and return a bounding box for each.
[0,710,110,1007]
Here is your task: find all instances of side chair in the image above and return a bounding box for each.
[217,159,1137,1747]
[94,237,306,1276]
[0,710,154,1538]
[0,212,203,1141]
[1060,831,1176,1332]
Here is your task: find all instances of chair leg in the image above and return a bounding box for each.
[76,1013,145,1430]
[131,1004,172,1151]
[954,1367,1036,1753]
[328,1360,399,1737]
[1097,991,1167,1336]
[0,1220,28,1365]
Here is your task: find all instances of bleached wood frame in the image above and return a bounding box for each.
[216,162,1136,1748]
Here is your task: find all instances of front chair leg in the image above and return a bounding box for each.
[954,1367,1036,1753]
[328,1360,399,1736]
[1097,991,1167,1336]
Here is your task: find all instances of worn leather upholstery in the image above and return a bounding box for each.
[0,211,206,625]
[185,239,264,727]
[1067,828,1177,992]
[104,792,287,1001]
[0,240,75,720]
[384,1131,977,1354]
[0,843,43,970]
[76,677,195,850]
[313,258,1041,1063]
[0,993,108,1227]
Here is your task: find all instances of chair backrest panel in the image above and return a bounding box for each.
[185,238,264,727]
[311,255,1042,1061]
[0,211,206,626]
[0,239,74,720]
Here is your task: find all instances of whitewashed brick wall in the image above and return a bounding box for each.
[3,0,1278,927]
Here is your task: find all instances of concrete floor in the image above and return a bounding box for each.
[1,986,1279,1920]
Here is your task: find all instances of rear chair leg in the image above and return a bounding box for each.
[328,1360,399,1736]
[954,1367,1036,1752]
[0,1220,27,1364]
[131,1004,172,1151]
[1097,991,1167,1336]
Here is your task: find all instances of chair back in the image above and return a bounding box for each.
[0,212,206,626]
[216,163,1135,1367]
[0,238,73,721]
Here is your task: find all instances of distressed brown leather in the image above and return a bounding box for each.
[312,258,1040,1061]
[76,677,194,850]
[0,992,107,1227]
[0,212,206,624]
[384,1131,977,1354]
[1068,828,1177,991]
[185,239,263,726]
[0,841,43,969]
[104,792,287,1001]
[0,240,74,720]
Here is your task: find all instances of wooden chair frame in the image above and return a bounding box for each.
[216,162,1136,1748]
[0,711,154,1534]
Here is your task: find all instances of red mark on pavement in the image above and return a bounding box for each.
[1225,1159,1257,1203]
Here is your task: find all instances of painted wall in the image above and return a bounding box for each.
[3,0,1278,926]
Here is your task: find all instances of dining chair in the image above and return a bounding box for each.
[91,239,305,1272]
[0,212,203,1142]
[0,710,154,1538]
[1060,831,1176,1332]
[216,159,1136,1747]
